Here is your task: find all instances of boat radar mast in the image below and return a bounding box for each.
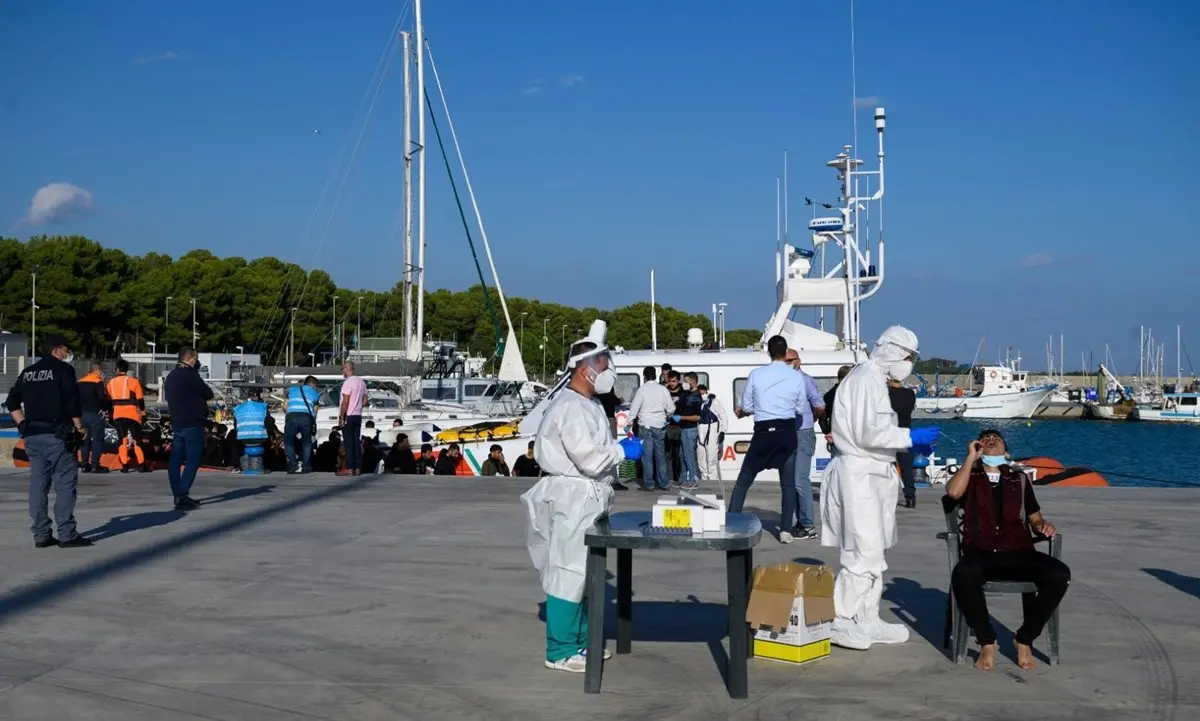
[765,107,887,354]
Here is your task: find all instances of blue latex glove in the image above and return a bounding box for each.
[619,436,643,461]
[909,426,940,447]
[670,414,681,423]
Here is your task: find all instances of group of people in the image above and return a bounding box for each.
[520,323,1070,674]
[626,363,731,490]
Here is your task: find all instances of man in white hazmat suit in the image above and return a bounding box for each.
[520,321,643,673]
[820,325,940,650]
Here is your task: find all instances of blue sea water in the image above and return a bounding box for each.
[913,419,1200,488]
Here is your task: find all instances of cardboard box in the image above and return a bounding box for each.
[747,563,835,665]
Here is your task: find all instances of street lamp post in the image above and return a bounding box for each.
[289,307,298,368]
[561,324,568,359]
[332,295,338,361]
[519,311,527,358]
[30,267,38,357]
[357,296,363,359]
[164,296,173,354]
[542,318,549,383]
[190,297,198,349]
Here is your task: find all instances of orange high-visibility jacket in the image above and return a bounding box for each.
[107,374,145,422]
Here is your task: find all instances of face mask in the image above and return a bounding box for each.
[981,454,1007,467]
[63,353,74,363]
[683,382,694,391]
[588,367,617,394]
[888,359,914,381]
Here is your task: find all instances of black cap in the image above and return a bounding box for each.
[43,334,71,353]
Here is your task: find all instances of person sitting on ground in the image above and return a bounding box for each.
[387,433,417,474]
[480,444,509,476]
[946,429,1070,671]
[313,431,341,473]
[361,435,383,474]
[511,440,542,477]
[415,443,436,475]
[434,443,461,476]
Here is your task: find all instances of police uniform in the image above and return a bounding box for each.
[4,335,92,547]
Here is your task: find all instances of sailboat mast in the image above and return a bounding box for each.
[1178,325,1183,388]
[401,30,414,354]
[413,0,427,361]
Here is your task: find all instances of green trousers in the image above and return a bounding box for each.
[545,594,588,662]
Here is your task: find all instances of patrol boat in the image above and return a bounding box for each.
[469,109,956,483]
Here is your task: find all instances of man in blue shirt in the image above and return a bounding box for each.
[785,349,827,540]
[728,335,813,543]
[285,376,321,474]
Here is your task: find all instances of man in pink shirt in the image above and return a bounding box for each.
[338,361,368,475]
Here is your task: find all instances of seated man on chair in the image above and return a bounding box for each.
[945,429,1070,671]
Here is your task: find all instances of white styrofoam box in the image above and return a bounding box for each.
[652,499,706,533]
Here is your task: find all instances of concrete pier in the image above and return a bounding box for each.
[0,468,1195,720]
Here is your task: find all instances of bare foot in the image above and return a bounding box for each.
[1015,641,1037,670]
[974,643,997,671]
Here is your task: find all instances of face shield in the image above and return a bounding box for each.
[567,320,616,394]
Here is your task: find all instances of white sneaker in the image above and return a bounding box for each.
[544,653,587,673]
[866,618,910,644]
[580,647,612,660]
[778,531,795,544]
[830,618,873,651]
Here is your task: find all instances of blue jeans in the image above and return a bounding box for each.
[343,415,363,471]
[81,411,106,468]
[25,434,80,542]
[638,425,669,489]
[793,427,817,528]
[679,426,700,487]
[284,412,313,471]
[169,426,205,500]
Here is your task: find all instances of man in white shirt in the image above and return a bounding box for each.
[695,383,730,482]
[627,365,674,490]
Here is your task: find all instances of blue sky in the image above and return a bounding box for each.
[3,0,1198,372]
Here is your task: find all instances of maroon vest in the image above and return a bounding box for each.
[961,463,1035,552]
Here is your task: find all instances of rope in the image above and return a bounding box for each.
[423,86,502,358]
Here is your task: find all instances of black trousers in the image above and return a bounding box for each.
[727,419,797,516]
[951,549,1071,646]
[896,450,915,501]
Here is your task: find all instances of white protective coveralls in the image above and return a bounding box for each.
[820,325,919,650]
[520,321,627,667]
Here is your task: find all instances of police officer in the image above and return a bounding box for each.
[4,335,94,548]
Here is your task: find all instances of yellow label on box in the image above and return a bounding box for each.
[662,507,692,528]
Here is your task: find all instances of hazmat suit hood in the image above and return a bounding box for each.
[870,325,919,382]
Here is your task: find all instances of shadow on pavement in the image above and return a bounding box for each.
[84,510,187,542]
[1144,567,1200,601]
[196,485,277,505]
[0,474,385,624]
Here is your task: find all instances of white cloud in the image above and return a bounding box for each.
[25,182,94,226]
[853,96,879,109]
[135,51,180,65]
[1019,252,1054,268]
[559,75,585,86]
[522,85,541,96]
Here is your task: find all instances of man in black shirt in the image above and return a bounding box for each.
[819,365,853,439]
[387,433,418,474]
[5,335,93,548]
[512,440,542,477]
[434,443,462,475]
[663,370,684,482]
[887,377,918,508]
[675,372,704,489]
[415,443,437,475]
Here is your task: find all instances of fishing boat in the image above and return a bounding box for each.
[916,362,1057,420]
[1129,392,1200,423]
